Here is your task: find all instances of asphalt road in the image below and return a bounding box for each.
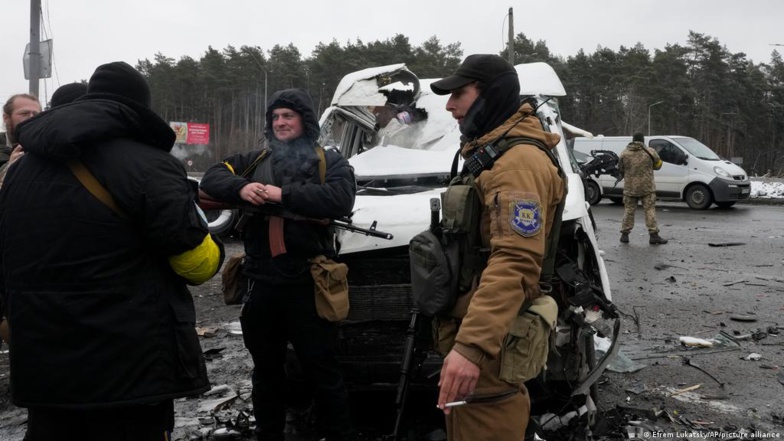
[589,200,784,435]
[1,201,782,440]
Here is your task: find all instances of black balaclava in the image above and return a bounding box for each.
[460,71,521,142]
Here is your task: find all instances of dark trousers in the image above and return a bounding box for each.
[26,400,174,441]
[241,280,354,441]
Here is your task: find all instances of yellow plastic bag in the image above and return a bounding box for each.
[309,255,349,322]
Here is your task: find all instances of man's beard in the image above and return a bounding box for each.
[5,121,17,145]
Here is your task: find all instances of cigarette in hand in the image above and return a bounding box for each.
[439,400,467,409]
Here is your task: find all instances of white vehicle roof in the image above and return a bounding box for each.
[323,63,591,254]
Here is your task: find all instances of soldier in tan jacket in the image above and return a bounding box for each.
[429,54,565,441]
[619,133,668,244]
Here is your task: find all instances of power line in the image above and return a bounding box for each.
[43,0,60,87]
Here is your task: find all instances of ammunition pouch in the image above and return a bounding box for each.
[221,253,249,305]
[409,176,485,317]
[309,255,349,322]
[409,230,459,316]
[499,295,558,385]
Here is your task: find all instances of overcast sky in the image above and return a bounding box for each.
[1,0,782,108]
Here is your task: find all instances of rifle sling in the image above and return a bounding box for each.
[253,146,327,257]
[67,159,130,221]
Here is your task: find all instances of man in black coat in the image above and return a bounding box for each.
[201,88,356,441]
[0,61,224,441]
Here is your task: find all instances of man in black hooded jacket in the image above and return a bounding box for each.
[200,88,356,441]
[0,61,224,441]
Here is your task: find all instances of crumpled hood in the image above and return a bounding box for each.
[461,102,561,157]
[16,98,175,161]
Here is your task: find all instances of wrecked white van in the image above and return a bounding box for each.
[320,62,620,439]
[574,135,750,209]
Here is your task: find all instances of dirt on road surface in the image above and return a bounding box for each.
[2,202,784,440]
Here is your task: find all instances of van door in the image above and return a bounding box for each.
[648,138,688,198]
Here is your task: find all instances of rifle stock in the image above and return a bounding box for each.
[197,190,393,240]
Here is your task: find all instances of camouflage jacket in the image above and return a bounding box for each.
[619,141,660,196]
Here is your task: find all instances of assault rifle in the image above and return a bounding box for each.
[389,197,440,441]
[197,190,394,240]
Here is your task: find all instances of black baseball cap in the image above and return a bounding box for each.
[430,54,516,95]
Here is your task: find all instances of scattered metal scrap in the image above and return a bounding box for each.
[682,358,725,387]
[654,262,688,271]
[722,279,746,286]
[729,314,758,322]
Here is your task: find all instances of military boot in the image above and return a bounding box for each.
[649,233,668,244]
[620,232,629,243]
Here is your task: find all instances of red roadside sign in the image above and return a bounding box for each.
[186,123,210,145]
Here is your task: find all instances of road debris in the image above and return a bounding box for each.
[654,262,688,271]
[682,357,725,387]
[224,321,243,335]
[203,347,226,361]
[679,336,715,348]
[196,326,220,337]
[670,384,702,396]
[729,314,758,322]
[708,242,746,247]
[625,382,649,395]
[741,353,762,361]
[198,384,238,413]
[722,279,746,286]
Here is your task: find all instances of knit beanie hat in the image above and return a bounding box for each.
[87,61,151,108]
[51,82,88,108]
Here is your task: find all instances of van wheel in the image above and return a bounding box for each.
[608,196,624,205]
[584,180,602,206]
[715,201,736,209]
[685,184,713,210]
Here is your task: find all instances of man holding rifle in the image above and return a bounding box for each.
[201,88,357,441]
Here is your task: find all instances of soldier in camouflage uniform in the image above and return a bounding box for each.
[619,133,668,244]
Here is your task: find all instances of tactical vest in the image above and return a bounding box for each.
[409,137,566,316]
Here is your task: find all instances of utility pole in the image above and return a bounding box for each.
[507,7,515,65]
[648,101,664,136]
[29,0,41,97]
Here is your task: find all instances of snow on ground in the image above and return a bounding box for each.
[750,179,784,198]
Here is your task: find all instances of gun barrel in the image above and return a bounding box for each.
[198,193,394,240]
[332,220,394,240]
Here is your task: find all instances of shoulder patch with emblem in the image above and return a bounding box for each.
[509,199,542,237]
